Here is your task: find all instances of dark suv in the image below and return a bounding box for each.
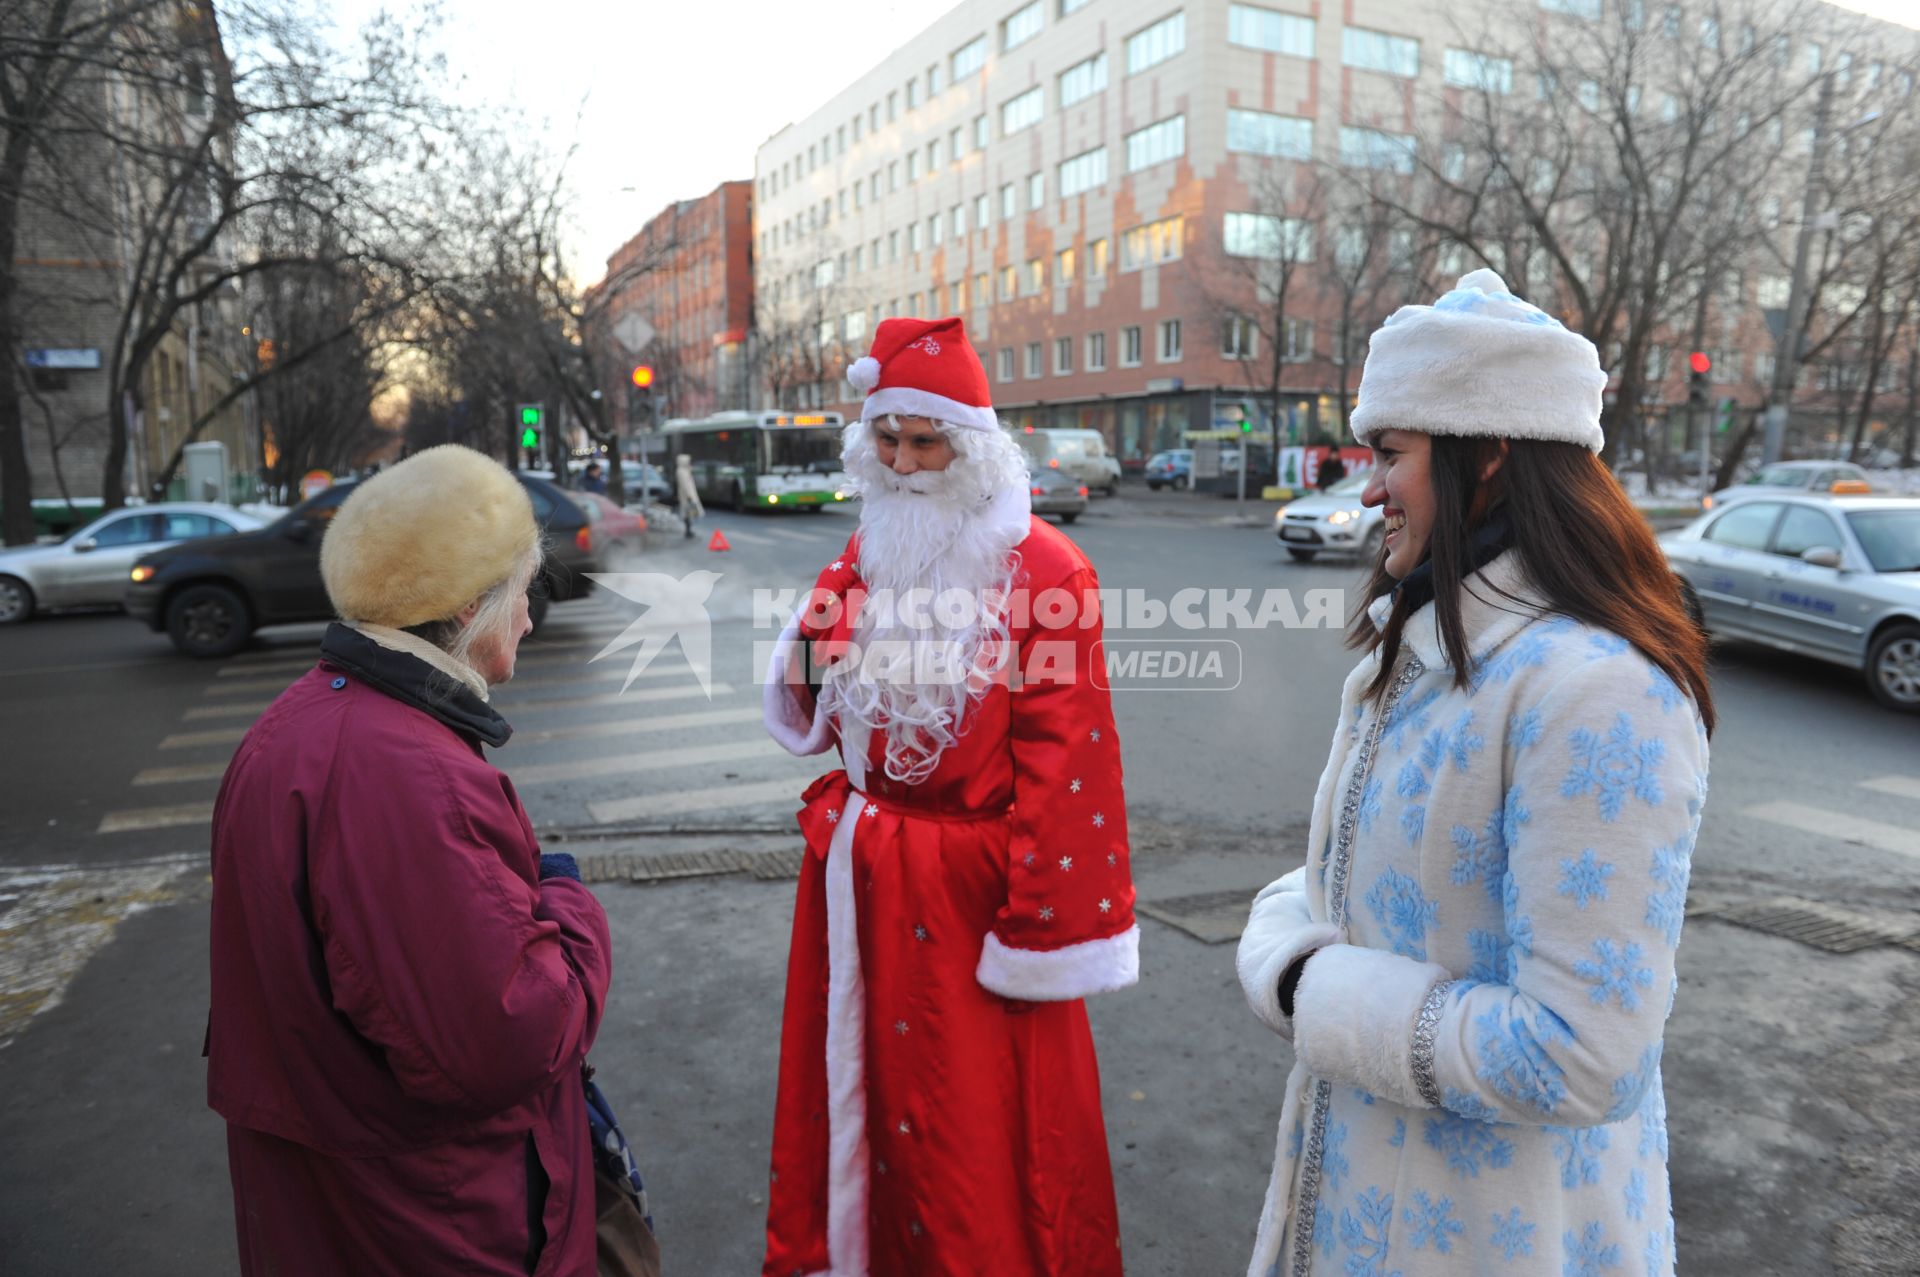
[125,472,600,657]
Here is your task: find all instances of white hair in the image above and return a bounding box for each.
[445,544,544,679]
[831,416,1030,784]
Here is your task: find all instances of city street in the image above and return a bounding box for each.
[2,492,1917,1275]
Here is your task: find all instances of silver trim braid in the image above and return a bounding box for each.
[1411,978,1459,1109]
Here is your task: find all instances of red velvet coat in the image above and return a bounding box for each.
[761,515,1139,1277]
[206,651,612,1277]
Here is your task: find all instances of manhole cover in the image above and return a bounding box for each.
[1138,888,1260,945]
[1694,897,1920,954]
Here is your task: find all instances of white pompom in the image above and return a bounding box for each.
[1457,267,1509,295]
[846,356,881,393]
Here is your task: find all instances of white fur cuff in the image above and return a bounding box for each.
[1235,886,1340,1042]
[762,613,835,756]
[1293,944,1450,1109]
[976,925,1139,1001]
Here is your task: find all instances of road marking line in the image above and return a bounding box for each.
[500,681,735,716]
[710,527,774,546]
[216,658,314,678]
[1860,776,1920,803]
[203,677,298,696]
[95,801,214,835]
[758,524,823,543]
[184,701,271,720]
[160,726,248,749]
[132,761,229,787]
[509,738,784,785]
[588,776,800,824]
[512,705,765,745]
[504,660,709,689]
[1747,801,1920,861]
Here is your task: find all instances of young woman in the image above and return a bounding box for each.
[1237,271,1713,1277]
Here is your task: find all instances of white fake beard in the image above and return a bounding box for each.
[829,422,1030,784]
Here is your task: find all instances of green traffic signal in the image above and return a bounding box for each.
[521,426,538,448]
[1239,419,1254,433]
[520,406,540,427]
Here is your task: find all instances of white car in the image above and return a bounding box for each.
[1701,459,1871,511]
[0,502,265,623]
[1274,473,1384,563]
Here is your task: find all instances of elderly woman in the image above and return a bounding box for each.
[206,445,614,1276]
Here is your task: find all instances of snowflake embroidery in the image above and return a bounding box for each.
[1069,778,1082,794]
[1402,1191,1465,1253]
[1575,938,1655,1011]
[1337,1187,1396,1276]
[1589,632,1631,657]
[830,560,845,571]
[907,335,942,356]
[1357,775,1383,833]
[1059,856,1073,871]
[1562,1221,1623,1277]
[1443,709,1486,772]
[1605,1043,1663,1123]
[864,805,880,819]
[1624,1168,1647,1221]
[1382,685,1441,751]
[1638,1083,1669,1161]
[1562,712,1666,822]
[1465,929,1510,984]
[1450,807,1508,903]
[1645,664,1684,712]
[1472,1005,1567,1116]
[1038,905,1054,921]
[1397,754,1432,801]
[1092,811,1106,828]
[1401,802,1428,848]
[1089,728,1101,743]
[1557,849,1615,909]
[1315,1198,1337,1260]
[1643,1224,1674,1277]
[1286,1119,1304,1161]
[826,808,841,823]
[1500,785,1533,855]
[1388,1118,1405,1148]
[897,1119,912,1135]
[1364,869,1440,960]
[1098,897,1112,913]
[1473,630,1555,689]
[1645,838,1691,949]
[894,1020,909,1035]
[1023,853,1037,868]
[913,925,930,942]
[1510,707,1545,750]
[1424,1109,1515,1178]
[1549,1124,1611,1188]
[1501,870,1535,965]
[1106,852,1117,867]
[1321,1119,1351,1191]
[1442,1088,1501,1122]
[1490,1207,1536,1261]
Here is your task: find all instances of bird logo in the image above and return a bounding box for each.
[585,570,723,696]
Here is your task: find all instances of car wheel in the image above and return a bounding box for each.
[1104,480,1119,497]
[1362,524,1386,562]
[1287,548,1318,563]
[1059,512,1079,524]
[1173,475,1189,490]
[0,575,34,624]
[1146,481,1162,491]
[166,583,251,658]
[1865,622,1920,713]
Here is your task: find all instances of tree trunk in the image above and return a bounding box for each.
[0,181,36,545]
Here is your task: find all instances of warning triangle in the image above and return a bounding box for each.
[707,529,731,552]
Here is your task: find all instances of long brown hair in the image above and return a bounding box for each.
[1348,436,1716,735]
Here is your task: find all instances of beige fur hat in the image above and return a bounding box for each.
[320,445,540,628]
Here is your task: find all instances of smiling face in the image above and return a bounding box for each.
[1361,429,1436,580]
[871,415,956,475]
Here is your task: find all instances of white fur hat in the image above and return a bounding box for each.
[1349,269,1606,453]
[320,444,540,628]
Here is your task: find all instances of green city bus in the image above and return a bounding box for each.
[661,411,852,511]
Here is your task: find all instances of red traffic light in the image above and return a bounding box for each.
[1688,351,1711,376]
[631,365,655,388]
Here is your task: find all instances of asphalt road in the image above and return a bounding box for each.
[1,488,1916,1275]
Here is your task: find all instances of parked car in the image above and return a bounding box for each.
[572,491,648,560]
[1273,473,1385,563]
[619,462,672,505]
[0,503,265,624]
[1029,469,1089,524]
[1701,459,1873,511]
[1661,493,1920,712]
[124,472,601,657]
[1015,427,1121,495]
[1144,450,1194,491]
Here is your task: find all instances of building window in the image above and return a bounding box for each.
[888,230,900,262]
[1222,314,1257,358]
[1088,237,1108,276]
[976,193,992,227]
[1125,115,1185,171]
[928,139,941,171]
[998,347,1017,381]
[1055,246,1076,283]
[974,271,989,304]
[1000,183,1017,220]
[1443,48,1512,93]
[907,151,921,182]
[1059,52,1109,107]
[852,114,864,143]
[908,222,923,253]
[1025,341,1043,377]
[1002,0,1043,52]
[1343,27,1419,77]
[929,62,944,95]
[974,114,990,148]
[853,245,865,272]
[929,214,943,247]
[953,34,988,80]
[1025,257,1045,292]
[889,161,900,190]
[1226,108,1312,160]
[1054,336,1074,374]
[1002,85,1044,135]
[1282,318,1313,361]
[1157,319,1182,362]
[1059,146,1108,196]
[999,264,1017,300]
[887,90,898,122]
[952,204,967,237]
[1121,325,1143,366]
[1061,0,1091,13]
[1227,4,1314,57]
[949,126,963,159]
[1339,126,1416,173]
[1223,212,1313,260]
[1086,330,1107,370]
[1028,171,1046,209]
[908,291,924,315]
[1119,215,1184,269]
[1126,11,1186,75]
[906,76,921,110]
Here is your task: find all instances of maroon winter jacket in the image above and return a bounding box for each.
[207,626,612,1276]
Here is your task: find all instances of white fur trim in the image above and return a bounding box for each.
[846,356,881,394]
[763,614,835,756]
[1235,884,1341,1041]
[823,795,871,1275]
[975,925,1139,1001]
[1245,1060,1310,1277]
[1291,943,1449,1110]
[859,385,998,431]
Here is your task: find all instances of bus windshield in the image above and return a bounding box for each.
[765,427,845,475]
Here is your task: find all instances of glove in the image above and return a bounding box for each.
[1236,871,1340,1041]
[538,852,582,883]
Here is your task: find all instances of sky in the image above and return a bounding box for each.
[334,0,1917,283]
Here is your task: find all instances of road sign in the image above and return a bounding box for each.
[613,313,656,355]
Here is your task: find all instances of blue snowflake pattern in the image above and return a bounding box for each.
[1549,1124,1611,1188]
[1575,938,1655,1011]
[1645,838,1692,949]
[1444,710,1486,772]
[1474,631,1556,689]
[1490,1208,1537,1261]
[1383,685,1442,751]
[1638,1084,1669,1161]
[1562,712,1666,822]
[1287,1117,1304,1161]
[1557,849,1616,909]
[1589,632,1631,656]
[1401,803,1428,848]
[1322,1119,1351,1191]
[1365,869,1440,960]
[1510,707,1545,750]
[1353,1088,1377,1105]
[1625,1168,1647,1221]
[1402,1191,1465,1253]
[1643,1224,1673,1276]
[1472,1005,1568,1116]
[1500,785,1532,853]
[1605,1043,1663,1123]
[1442,1087,1502,1122]
[1563,1221,1623,1277]
[1450,807,1508,902]
[1338,1187,1399,1277]
[1396,755,1431,800]
[1424,1109,1516,1177]
[1466,928,1510,984]
[1645,664,1684,712]
[1389,1118,1406,1148]
[1316,1198,1337,1259]
[1358,775,1384,833]
[1501,870,1536,964]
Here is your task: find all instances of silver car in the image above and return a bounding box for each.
[1274,472,1384,563]
[1028,467,1089,524]
[1661,494,1920,712]
[0,502,264,623]
[1701,459,1872,512]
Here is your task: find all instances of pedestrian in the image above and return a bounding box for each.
[581,460,608,494]
[1235,270,1714,1277]
[673,453,703,538]
[1315,450,1347,490]
[205,444,635,1277]
[761,316,1139,1276]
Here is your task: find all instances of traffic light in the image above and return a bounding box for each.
[518,404,543,462]
[1239,416,1255,434]
[1687,352,1711,409]
[631,365,654,389]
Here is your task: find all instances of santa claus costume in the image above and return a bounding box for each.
[761,317,1139,1277]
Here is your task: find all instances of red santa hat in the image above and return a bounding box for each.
[845,316,999,432]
